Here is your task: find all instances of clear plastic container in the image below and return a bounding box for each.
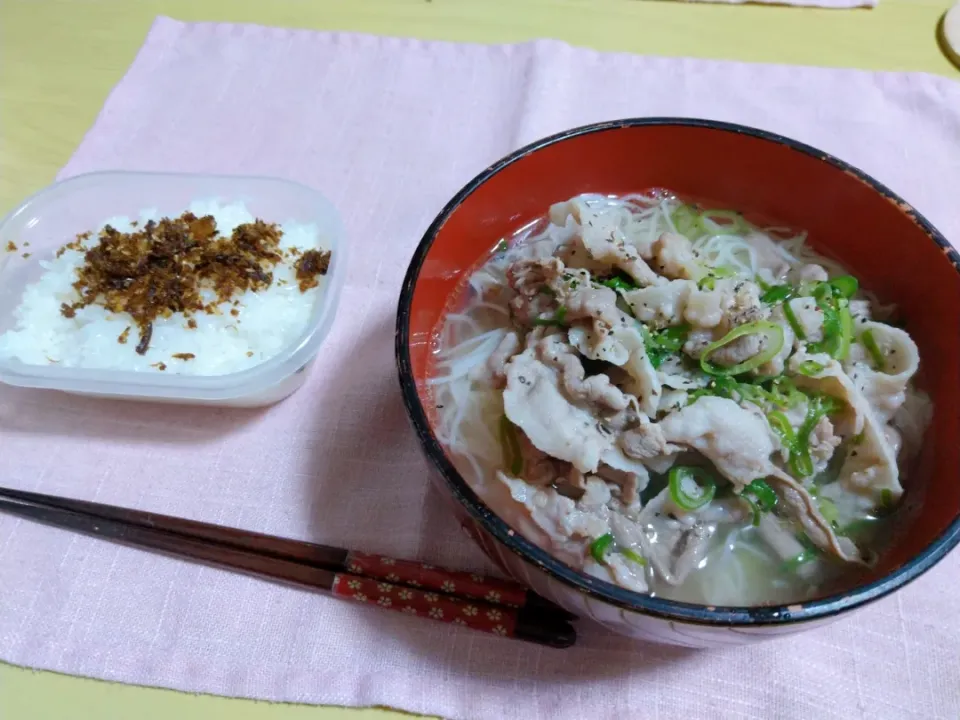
[0,171,346,407]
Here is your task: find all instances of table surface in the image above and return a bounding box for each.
[1,0,957,717]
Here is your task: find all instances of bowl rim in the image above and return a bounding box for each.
[395,117,960,626]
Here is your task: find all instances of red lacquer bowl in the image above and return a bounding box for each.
[395,119,960,646]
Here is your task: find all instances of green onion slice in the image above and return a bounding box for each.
[781,549,817,573]
[735,382,767,407]
[812,281,833,303]
[697,266,736,292]
[700,321,785,376]
[668,466,717,511]
[797,360,825,376]
[743,478,778,512]
[836,306,853,361]
[740,479,778,526]
[687,377,731,404]
[879,488,896,512]
[741,495,762,526]
[810,291,853,361]
[861,328,885,371]
[820,394,844,415]
[811,306,850,360]
[755,281,805,340]
[760,285,794,304]
[658,324,690,352]
[692,375,807,411]
[767,377,806,409]
[689,374,809,412]
[590,533,614,563]
[499,415,524,476]
[782,534,821,573]
[789,394,842,478]
[841,517,878,538]
[767,410,797,449]
[531,305,567,327]
[818,497,840,525]
[600,274,637,293]
[671,204,701,238]
[640,322,690,369]
[789,453,814,477]
[621,548,647,566]
[811,304,838,353]
[700,209,743,235]
[829,275,859,299]
[782,299,806,340]
[638,325,666,369]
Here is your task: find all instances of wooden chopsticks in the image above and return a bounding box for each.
[0,486,576,648]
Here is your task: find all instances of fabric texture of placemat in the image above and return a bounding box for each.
[2,15,959,720]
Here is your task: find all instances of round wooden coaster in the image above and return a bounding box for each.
[941,1,960,70]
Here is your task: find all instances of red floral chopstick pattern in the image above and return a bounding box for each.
[345,551,528,607]
[331,574,519,637]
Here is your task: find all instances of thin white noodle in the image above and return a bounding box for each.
[660,199,679,234]
[767,236,803,263]
[645,207,662,247]
[472,301,510,316]
[435,328,504,359]
[736,540,775,564]
[446,381,472,449]
[452,442,487,486]
[429,333,504,385]
[443,312,481,336]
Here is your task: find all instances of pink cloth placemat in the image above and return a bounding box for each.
[2,16,959,720]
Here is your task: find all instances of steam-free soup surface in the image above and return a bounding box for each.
[429,192,930,606]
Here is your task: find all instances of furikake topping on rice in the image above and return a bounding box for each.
[57,212,332,354]
[294,249,332,291]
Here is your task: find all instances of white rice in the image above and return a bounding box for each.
[0,199,327,376]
